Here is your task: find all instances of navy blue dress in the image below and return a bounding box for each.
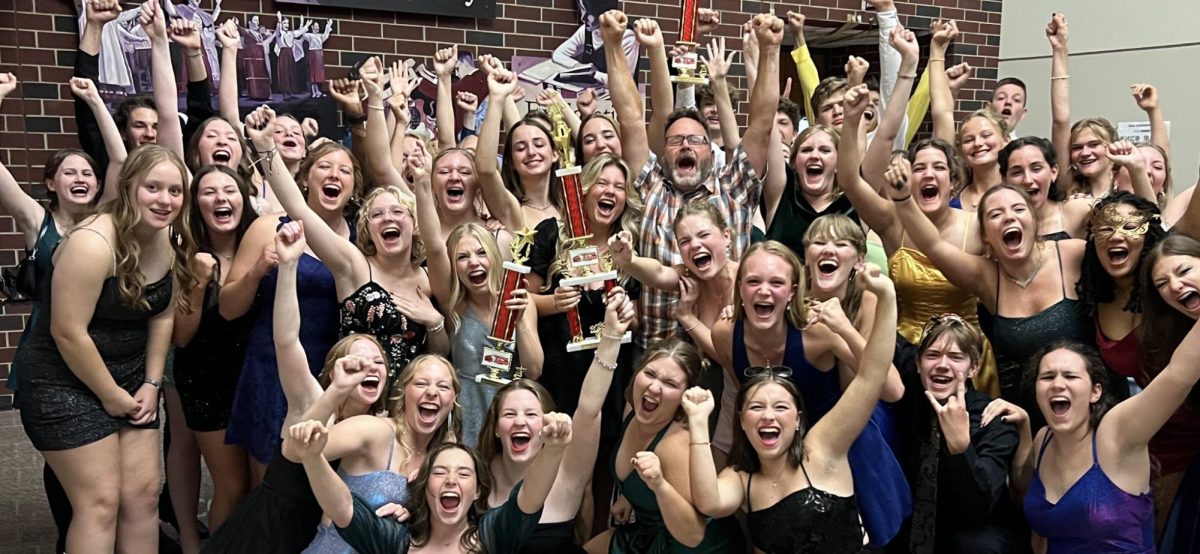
[732,320,912,547]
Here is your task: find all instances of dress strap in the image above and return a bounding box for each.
[798,455,814,488]
[1054,242,1067,298]
[745,473,754,512]
[1035,432,1054,470]
[961,212,972,249]
[1089,431,1099,465]
[646,421,672,451]
[385,438,396,471]
[898,231,908,249]
[70,227,117,273]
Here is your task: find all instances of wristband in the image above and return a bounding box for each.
[144,378,162,389]
[891,194,912,203]
[346,114,368,126]
[1051,75,1070,80]
[428,319,446,334]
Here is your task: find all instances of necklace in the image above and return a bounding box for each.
[1000,246,1045,289]
[521,199,553,211]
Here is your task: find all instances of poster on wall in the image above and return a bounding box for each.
[278,0,496,19]
[78,1,340,136]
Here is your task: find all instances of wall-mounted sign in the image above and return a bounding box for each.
[278,0,497,19]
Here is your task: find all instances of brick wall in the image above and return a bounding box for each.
[0,0,1002,408]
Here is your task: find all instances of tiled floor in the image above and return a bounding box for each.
[0,409,213,554]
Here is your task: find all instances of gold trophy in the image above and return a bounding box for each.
[478,228,535,386]
[670,0,708,85]
[549,104,631,352]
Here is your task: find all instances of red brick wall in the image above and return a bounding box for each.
[0,0,1001,408]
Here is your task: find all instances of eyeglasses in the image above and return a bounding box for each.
[665,134,710,147]
[744,364,793,379]
[920,313,969,340]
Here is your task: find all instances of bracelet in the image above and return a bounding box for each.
[186,51,203,58]
[681,320,701,333]
[690,441,710,446]
[928,58,945,62]
[601,332,625,341]
[428,319,446,334]
[1052,75,1070,80]
[595,356,618,371]
[891,194,912,203]
[143,378,162,389]
[897,73,917,80]
[346,114,368,126]
[368,104,386,112]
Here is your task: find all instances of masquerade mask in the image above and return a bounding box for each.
[1090,203,1154,243]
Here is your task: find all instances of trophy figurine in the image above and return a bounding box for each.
[548,104,632,352]
[670,0,708,85]
[478,227,536,386]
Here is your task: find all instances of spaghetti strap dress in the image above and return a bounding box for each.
[16,228,170,451]
[731,319,911,547]
[889,229,999,397]
[338,263,429,389]
[304,440,409,554]
[608,414,744,553]
[745,459,869,553]
[226,216,342,465]
[174,285,253,432]
[977,244,1091,407]
[1025,432,1155,553]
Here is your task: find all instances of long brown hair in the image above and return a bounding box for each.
[98,144,198,312]
[405,443,493,552]
[626,338,708,422]
[1139,235,1200,381]
[728,373,807,474]
[802,214,866,325]
[732,241,808,329]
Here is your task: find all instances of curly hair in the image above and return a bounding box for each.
[98,144,199,313]
[1076,191,1165,316]
[405,443,492,552]
[1022,341,1116,430]
[355,185,426,265]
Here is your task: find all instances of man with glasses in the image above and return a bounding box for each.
[602,10,783,347]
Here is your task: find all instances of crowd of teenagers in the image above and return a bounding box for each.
[5,0,1200,552]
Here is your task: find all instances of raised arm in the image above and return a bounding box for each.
[807,266,897,458]
[140,0,184,158]
[0,76,47,242]
[1047,14,1072,176]
[703,37,741,155]
[601,11,650,177]
[742,14,784,176]
[433,46,459,150]
[474,64,525,234]
[785,12,819,123]
[360,57,408,193]
[294,421,355,527]
[272,221,324,424]
[928,20,957,144]
[216,19,241,126]
[631,18,672,158]
[69,77,127,203]
[885,157,994,302]
[515,413,572,514]
[1131,83,1169,157]
[864,26,920,180]
[607,230,680,291]
[1106,141,1156,203]
[76,0,121,174]
[1107,315,1200,451]
[244,105,364,285]
[410,156,452,309]
[282,359,377,462]
[683,388,746,517]
[840,85,898,240]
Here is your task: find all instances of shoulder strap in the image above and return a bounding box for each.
[1035,432,1054,470]
[798,455,814,488]
[1054,242,1067,298]
[961,214,973,251]
[745,473,754,511]
[385,438,396,471]
[70,227,117,273]
[1089,430,1099,465]
[646,422,672,451]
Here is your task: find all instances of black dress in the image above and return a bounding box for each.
[16,241,171,451]
[339,265,429,392]
[174,285,253,432]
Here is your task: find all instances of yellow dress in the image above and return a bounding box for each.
[888,237,1000,398]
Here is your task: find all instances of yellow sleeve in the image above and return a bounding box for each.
[903,66,932,148]
[791,45,820,124]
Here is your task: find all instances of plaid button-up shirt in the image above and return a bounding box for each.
[634,145,764,347]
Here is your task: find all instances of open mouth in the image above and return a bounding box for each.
[1002,227,1023,249]
[639,395,660,415]
[1049,396,1071,417]
[282,138,300,150]
[596,198,616,218]
[691,251,712,272]
[359,375,381,394]
[439,491,461,511]
[1106,246,1129,265]
[1001,108,1013,117]
[149,208,172,220]
[510,432,531,453]
[1179,291,1200,312]
[445,185,465,201]
[467,268,487,286]
[212,149,232,164]
[69,184,91,197]
[920,184,939,201]
[213,206,234,223]
[757,426,781,447]
[930,374,953,386]
[676,154,698,173]
[804,164,824,181]
[417,402,441,424]
[380,227,402,242]
[863,109,876,122]
[753,302,774,317]
[816,259,839,277]
[321,184,342,200]
[523,157,544,170]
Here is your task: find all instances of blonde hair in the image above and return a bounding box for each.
[732,241,808,329]
[545,153,641,288]
[317,333,391,416]
[790,125,843,195]
[356,186,426,265]
[802,214,867,324]
[99,145,199,312]
[445,223,504,331]
[388,354,463,470]
[1064,117,1117,196]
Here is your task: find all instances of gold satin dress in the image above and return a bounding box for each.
[889,239,999,397]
